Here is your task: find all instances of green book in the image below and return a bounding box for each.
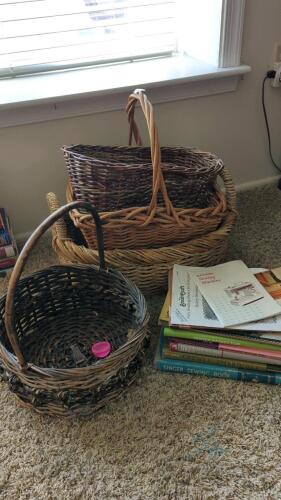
[163,327,281,352]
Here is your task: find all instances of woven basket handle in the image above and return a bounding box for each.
[126,89,181,224]
[4,201,105,369]
[219,167,237,212]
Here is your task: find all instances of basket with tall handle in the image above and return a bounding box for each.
[0,202,149,417]
[63,91,224,213]
[64,89,231,250]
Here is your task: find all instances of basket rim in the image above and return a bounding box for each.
[69,182,227,224]
[0,263,149,379]
[55,210,237,265]
[62,144,224,173]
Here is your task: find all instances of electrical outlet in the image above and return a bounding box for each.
[271,43,281,66]
[272,62,281,87]
[275,43,281,62]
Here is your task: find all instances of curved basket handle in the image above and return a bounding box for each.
[4,201,105,370]
[46,192,68,241]
[126,89,181,225]
[219,167,237,212]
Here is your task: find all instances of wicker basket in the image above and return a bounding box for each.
[65,90,231,250]
[0,201,149,417]
[63,93,223,213]
[47,178,237,295]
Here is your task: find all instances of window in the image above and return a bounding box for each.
[1,0,181,77]
[1,0,244,77]
[0,0,250,127]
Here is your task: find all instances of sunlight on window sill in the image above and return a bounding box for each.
[0,55,251,128]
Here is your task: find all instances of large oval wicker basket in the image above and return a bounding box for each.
[63,92,223,213]
[47,175,237,295]
[0,202,149,417]
[65,89,229,250]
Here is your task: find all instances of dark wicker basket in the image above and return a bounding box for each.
[62,89,224,212]
[63,145,224,212]
[0,201,149,417]
[65,90,230,251]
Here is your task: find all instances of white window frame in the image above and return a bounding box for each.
[0,0,250,128]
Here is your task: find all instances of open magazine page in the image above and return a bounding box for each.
[171,262,281,329]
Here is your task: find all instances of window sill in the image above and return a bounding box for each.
[0,55,251,128]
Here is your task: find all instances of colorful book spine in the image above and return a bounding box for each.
[169,339,218,355]
[219,343,281,360]
[0,209,13,247]
[163,348,277,372]
[168,338,281,365]
[0,231,11,246]
[155,355,281,385]
[0,257,16,270]
[0,211,4,229]
[170,338,218,350]
[0,244,16,259]
[164,327,281,352]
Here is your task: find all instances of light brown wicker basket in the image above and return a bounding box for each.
[66,89,230,250]
[47,174,237,295]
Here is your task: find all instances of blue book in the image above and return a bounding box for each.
[154,331,281,385]
[0,209,12,246]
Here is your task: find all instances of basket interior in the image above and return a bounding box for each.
[0,265,146,369]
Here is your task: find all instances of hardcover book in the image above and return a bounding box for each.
[154,331,281,385]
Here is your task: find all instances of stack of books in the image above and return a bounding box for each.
[155,260,281,385]
[0,208,17,277]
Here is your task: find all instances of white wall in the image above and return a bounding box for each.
[1,0,281,236]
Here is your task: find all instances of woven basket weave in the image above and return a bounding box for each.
[63,91,223,212]
[47,177,237,295]
[66,90,230,250]
[0,202,149,417]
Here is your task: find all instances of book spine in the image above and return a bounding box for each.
[0,245,16,259]
[167,338,281,366]
[169,338,218,349]
[219,343,281,360]
[5,213,17,253]
[164,349,269,371]
[0,211,4,230]
[169,342,220,357]
[0,233,12,246]
[0,257,16,270]
[164,327,281,352]
[155,357,281,384]
[0,210,15,247]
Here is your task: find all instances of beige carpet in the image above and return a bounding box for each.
[2,184,281,500]
[1,244,281,500]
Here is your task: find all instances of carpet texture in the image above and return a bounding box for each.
[1,184,281,500]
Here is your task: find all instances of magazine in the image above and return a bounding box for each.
[171,261,281,328]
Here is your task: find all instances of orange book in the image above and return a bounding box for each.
[255,268,281,300]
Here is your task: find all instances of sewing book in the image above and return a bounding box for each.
[170,261,281,328]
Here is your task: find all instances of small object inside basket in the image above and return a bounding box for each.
[91,341,111,359]
[70,344,88,367]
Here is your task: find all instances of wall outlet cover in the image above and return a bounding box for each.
[272,62,281,88]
